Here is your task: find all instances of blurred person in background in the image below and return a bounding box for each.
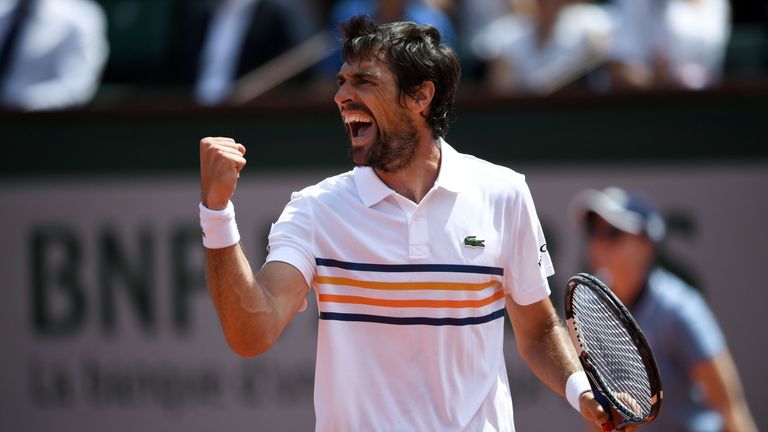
[171,0,306,106]
[470,0,613,95]
[313,0,456,87]
[605,0,731,91]
[0,0,108,111]
[569,186,758,432]
[426,0,516,82]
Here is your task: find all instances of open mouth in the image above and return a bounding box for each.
[343,112,375,141]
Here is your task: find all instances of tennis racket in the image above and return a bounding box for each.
[564,272,662,431]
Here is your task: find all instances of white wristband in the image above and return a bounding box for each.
[566,371,592,413]
[199,201,240,249]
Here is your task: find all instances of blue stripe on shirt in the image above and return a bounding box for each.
[315,258,504,276]
[319,308,506,326]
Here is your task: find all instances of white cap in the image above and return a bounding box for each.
[569,187,666,244]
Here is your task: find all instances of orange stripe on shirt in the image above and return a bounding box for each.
[318,289,505,309]
[317,276,498,291]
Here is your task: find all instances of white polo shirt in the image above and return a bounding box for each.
[266,140,554,432]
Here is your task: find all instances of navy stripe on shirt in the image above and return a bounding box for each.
[315,258,504,276]
[319,308,506,326]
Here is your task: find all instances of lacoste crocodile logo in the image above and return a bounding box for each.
[463,235,485,248]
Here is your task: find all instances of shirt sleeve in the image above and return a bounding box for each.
[673,289,726,368]
[504,177,554,305]
[265,191,317,289]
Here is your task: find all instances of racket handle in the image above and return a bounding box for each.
[594,389,616,432]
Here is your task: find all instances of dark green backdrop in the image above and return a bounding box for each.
[1,88,765,177]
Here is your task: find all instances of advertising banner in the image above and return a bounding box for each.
[2,164,765,431]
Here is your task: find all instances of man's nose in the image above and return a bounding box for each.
[334,82,353,106]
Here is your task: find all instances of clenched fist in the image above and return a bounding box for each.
[200,137,247,210]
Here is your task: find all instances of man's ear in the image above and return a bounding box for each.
[409,81,435,114]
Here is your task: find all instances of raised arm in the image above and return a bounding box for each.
[200,137,309,357]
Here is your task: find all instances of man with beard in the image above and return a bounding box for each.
[198,15,620,431]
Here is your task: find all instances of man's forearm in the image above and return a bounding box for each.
[206,243,276,356]
[506,297,583,397]
[517,320,582,397]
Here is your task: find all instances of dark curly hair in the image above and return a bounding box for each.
[339,15,461,139]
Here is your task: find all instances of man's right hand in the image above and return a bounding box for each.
[200,137,247,210]
[581,391,639,432]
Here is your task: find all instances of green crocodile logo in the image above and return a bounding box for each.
[464,235,485,248]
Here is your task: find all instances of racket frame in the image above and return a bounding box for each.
[564,272,663,427]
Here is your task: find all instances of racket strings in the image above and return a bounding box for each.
[573,285,653,419]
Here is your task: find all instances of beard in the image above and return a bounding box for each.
[348,110,419,173]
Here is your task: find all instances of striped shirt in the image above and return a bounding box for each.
[266,141,554,431]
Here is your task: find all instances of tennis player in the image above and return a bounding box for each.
[199,15,621,431]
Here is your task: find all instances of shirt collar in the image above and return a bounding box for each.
[353,165,394,207]
[353,138,465,208]
[433,139,465,194]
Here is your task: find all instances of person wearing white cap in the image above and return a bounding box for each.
[569,186,757,432]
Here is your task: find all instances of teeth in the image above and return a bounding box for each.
[343,113,373,124]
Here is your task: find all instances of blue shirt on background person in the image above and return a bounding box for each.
[569,186,758,432]
[632,267,725,431]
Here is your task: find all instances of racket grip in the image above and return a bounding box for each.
[594,389,615,432]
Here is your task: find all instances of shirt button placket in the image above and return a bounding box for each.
[409,213,429,259]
